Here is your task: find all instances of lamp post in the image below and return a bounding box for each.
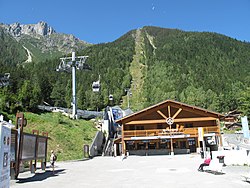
[56,52,89,119]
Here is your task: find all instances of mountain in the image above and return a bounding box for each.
[1,26,250,116]
[78,26,250,113]
[134,27,250,112]
[0,21,91,62]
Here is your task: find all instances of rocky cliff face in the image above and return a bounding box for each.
[0,21,90,61]
[1,21,55,38]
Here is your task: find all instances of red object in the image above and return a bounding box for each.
[204,158,211,165]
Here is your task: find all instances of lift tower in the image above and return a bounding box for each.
[56,52,89,119]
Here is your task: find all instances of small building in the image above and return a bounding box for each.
[114,100,224,156]
[223,110,241,130]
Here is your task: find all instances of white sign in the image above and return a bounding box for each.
[166,117,174,125]
[198,127,204,141]
[241,116,249,139]
[0,123,11,188]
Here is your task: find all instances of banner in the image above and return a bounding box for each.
[0,123,11,188]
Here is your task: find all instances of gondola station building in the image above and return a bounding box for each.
[114,100,224,156]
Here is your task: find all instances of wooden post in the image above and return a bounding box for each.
[42,132,48,170]
[15,112,25,179]
[121,124,125,155]
[31,130,39,173]
[217,119,223,147]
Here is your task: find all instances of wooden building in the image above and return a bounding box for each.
[114,100,224,156]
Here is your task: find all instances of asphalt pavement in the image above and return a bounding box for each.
[10,154,250,188]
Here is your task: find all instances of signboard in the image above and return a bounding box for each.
[37,137,47,158]
[0,123,11,188]
[22,134,36,160]
[241,116,249,139]
[198,127,204,141]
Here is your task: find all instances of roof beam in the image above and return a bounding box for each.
[172,108,182,119]
[157,110,167,120]
[168,105,171,117]
[125,117,217,125]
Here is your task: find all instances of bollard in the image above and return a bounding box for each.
[41,161,46,170]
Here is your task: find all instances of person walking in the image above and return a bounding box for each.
[50,150,57,174]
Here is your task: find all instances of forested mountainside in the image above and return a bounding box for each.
[0,28,27,66]
[140,27,250,114]
[1,26,250,116]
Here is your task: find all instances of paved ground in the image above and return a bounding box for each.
[10,154,250,188]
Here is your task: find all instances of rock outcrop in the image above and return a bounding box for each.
[1,21,55,38]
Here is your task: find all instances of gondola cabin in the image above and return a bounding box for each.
[92,80,100,92]
[109,94,113,101]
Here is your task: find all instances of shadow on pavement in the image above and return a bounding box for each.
[204,170,225,175]
[16,169,65,184]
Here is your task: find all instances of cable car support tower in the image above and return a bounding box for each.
[56,52,89,119]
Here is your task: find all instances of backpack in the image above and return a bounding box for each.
[53,154,57,161]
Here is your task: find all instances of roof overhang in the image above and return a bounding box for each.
[116,99,224,124]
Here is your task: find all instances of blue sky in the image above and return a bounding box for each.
[0,0,250,44]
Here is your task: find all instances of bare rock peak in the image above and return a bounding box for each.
[2,21,55,37]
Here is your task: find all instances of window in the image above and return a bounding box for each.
[136,126,144,130]
[184,123,193,128]
[180,141,187,149]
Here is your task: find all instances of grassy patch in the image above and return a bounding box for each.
[20,112,97,161]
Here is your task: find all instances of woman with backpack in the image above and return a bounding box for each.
[50,150,57,174]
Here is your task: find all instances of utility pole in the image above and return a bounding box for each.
[71,52,77,119]
[56,52,89,119]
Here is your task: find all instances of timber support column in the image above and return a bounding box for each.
[121,124,125,155]
[217,119,223,147]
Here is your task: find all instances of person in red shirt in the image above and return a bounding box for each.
[198,158,211,172]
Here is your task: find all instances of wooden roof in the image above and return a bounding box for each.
[116,99,224,125]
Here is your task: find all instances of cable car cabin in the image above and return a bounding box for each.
[0,73,10,87]
[92,81,100,92]
[109,94,113,101]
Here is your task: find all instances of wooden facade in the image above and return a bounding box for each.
[115,100,224,156]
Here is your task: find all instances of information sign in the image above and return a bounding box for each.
[0,123,11,188]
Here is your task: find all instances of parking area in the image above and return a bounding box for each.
[10,154,250,188]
